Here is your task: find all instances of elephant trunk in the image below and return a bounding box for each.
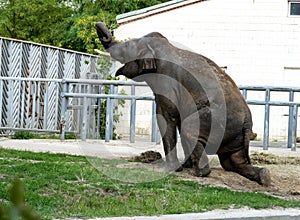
[95,22,118,50]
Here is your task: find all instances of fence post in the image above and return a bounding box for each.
[291,104,298,151]
[105,85,114,142]
[151,101,156,142]
[288,91,294,148]
[81,96,88,141]
[242,89,247,100]
[263,89,270,150]
[96,85,102,139]
[130,85,136,143]
[60,79,68,140]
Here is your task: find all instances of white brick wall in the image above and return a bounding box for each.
[114,0,300,140]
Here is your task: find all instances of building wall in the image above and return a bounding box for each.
[114,0,300,140]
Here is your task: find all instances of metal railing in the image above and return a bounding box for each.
[60,78,157,143]
[240,85,300,151]
[0,77,298,151]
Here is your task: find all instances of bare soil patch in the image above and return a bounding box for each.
[132,151,300,200]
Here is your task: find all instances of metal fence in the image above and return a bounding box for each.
[60,78,156,143]
[59,80,300,151]
[240,86,300,151]
[0,76,299,151]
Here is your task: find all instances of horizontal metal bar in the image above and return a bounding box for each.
[0,127,79,134]
[64,78,148,86]
[0,77,149,87]
[0,77,62,83]
[0,127,60,133]
[246,100,300,106]
[239,85,300,92]
[64,92,155,100]
[1,77,300,92]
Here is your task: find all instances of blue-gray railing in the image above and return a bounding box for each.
[0,76,298,151]
[60,78,156,143]
[240,85,300,151]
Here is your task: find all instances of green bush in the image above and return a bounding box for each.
[11,131,77,140]
[12,131,35,139]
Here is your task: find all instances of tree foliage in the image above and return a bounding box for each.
[0,0,169,53]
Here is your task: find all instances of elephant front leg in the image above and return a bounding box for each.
[156,113,182,172]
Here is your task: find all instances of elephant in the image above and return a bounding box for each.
[95,22,271,186]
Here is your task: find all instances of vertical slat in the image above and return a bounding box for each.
[242,89,247,100]
[105,97,111,142]
[7,41,22,129]
[0,80,3,127]
[0,39,9,133]
[20,80,26,127]
[87,84,92,138]
[130,85,136,143]
[96,86,102,139]
[31,81,37,128]
[54,83,60,130]
[64,52,76,130]
[263,89,270,150]
[291,104,298,151]
[81,96,88,141]
[46,48,59,130]
[109,85,114,140]
[43,82,49,129]
[60,80,68,140]
[288,91,295,148]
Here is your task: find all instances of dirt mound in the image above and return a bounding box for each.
[250,152,300,165]
[133,151,162,163]
[130,151,300,200]
[177,152,300,200]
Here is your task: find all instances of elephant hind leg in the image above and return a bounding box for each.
[218,153,234,171]
[190,141,211,177]
[219,149,271,186]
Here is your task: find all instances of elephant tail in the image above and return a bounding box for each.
[243,110,253,164]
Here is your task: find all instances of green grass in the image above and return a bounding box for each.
[0,148,299,219]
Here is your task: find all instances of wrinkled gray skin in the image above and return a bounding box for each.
[96,22,271,186]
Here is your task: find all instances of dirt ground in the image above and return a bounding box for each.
[134,150,300,201]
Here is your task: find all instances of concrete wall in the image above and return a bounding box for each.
[114,0,300,140]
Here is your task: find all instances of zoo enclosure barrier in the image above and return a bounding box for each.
[0,36,100,135]
[60,79,299,151]
[240,85,299,151]
[0,77,299,151]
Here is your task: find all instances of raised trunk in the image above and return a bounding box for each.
[95,22,117,49]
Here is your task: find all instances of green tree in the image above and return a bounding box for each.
[0,0,73,45]
[0,0,170,53]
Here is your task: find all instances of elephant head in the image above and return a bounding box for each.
[96,22,169,79]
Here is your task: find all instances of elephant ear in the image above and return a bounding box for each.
[142,57,156,70]
[138,32,167,71]
[137,43,156,71]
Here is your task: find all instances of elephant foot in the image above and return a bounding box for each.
[258,168,271,186]
[165,161,183,173]
[175,165,183,172]
[191,164,211,177]
[182,157,193,168]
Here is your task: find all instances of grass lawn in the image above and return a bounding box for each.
[0,148,299,219]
